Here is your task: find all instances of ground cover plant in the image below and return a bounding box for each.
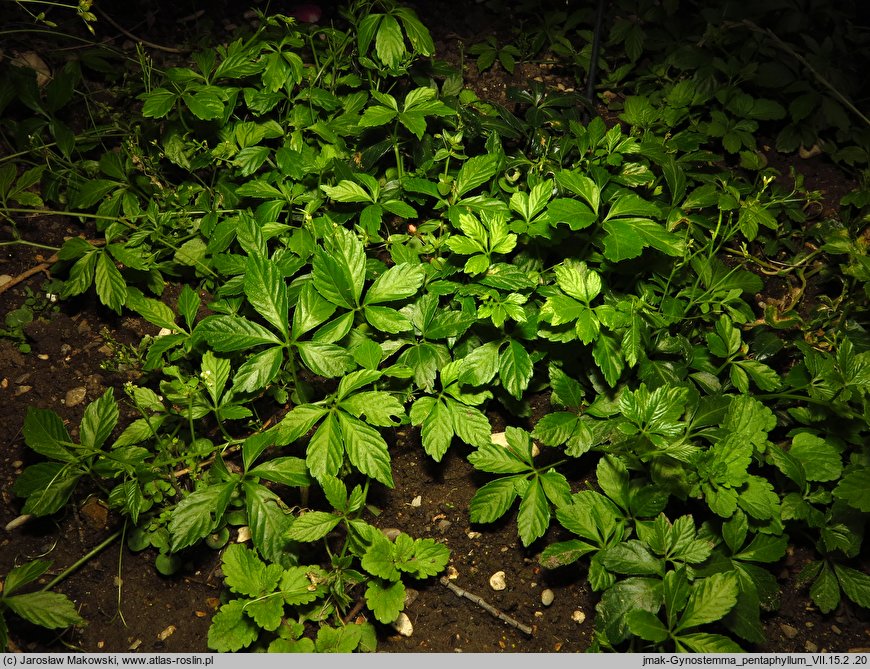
[0,0,868,654]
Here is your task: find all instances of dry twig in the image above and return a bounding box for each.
[439,576,533,636]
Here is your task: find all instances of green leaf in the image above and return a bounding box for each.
[95,252,127,314]
[602,218,684,261]
[455,153,499,197]
[307,413,344,480]
[592,334,625,387]
[182,90,224,120]
[13,463,80,516]
[789,433,842,482]
[600,541,664,575]
[517,478,550,546]
[320,179,372,203]
[4,591,84,629]
[539,539,597,569]
[244,255,289,339]
[677,632,743,653]
[834,564,870,608]
[169,481,237,552]
[468,442,529,474]
[287,511,342,542]
[595,577,662,645]
[79,389,118,452]
[499,339,533,400]
[361,533,400,581]
[316,622,364,653]
[233,346,284,393]
[313,227,365,309]
[280,566,324,606]
[339,412,394,488]
[125,289,179,332]
[404,538,450,577]
[359,104,397,128]
[833,468,870,512]
[196,315,282,351]
[365,263,425,304]
[556,170,600,214]
[220,543,282,597]
[275,404,328,444]
[448,400,493,449]
[208,600,258,652]
[555,262,601,303]
[469,476,520,524]
[243,481,294,564]
[626,610,669,642]
[297,341,355,378]
[677,572,739,631]
[411,397,452,461]
[365,578,406,625]
[340,391,405,427]
[2,560,51,597]
[375,14,404,68]
[141,88,176,118]
[23,407,73,462]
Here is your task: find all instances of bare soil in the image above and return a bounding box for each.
[2,0,869,655]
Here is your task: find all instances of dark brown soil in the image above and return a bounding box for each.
[2,0,869,656]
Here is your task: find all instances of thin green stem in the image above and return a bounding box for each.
[41,530,122,592]
[0,239,61,252]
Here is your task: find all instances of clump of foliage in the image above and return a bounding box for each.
[1,0,867,653]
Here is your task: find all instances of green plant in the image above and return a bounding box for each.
[0,559,85,650]
[4,0,868,654]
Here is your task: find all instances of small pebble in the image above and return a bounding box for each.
[489,571,506,591]
[381,527,402,541]
[446,566,459,580]
[541,589,554,606]
[410,495,422,507]
[572,610,586,624]
[236,526,251,543]
[805,641,818,653]
[467,531,482,539]
[391,612,413,637]
[780,624,798,639]
[37,354,49,360]
[65,386,87,407]
[436,519,452,533]
[831,625,841,635]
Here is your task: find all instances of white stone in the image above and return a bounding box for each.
[541,588,555,606]
[489,570,506,591]
[391,612,413,637]
[410,495,422,507]
[572,610,586,624]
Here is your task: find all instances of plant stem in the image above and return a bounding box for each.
[0,239,61,252]
[41,530,122,592]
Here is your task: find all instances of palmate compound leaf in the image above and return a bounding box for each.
[410,396,491,461]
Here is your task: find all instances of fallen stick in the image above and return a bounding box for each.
[439,576,533,636]
[0,254,57,296]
